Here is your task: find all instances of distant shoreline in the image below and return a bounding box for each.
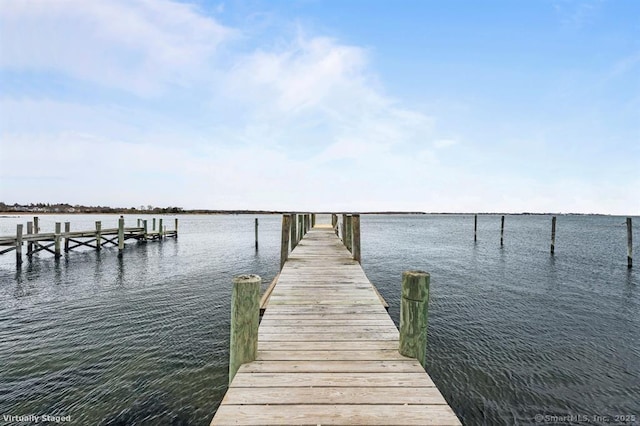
[0,210,622,216]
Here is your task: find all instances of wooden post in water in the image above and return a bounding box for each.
[345,214,353,253]
[174,218,178,238]
[628,217,633,268]
[254,218,259,250]
[229,274,260,384]
[399,270,430,369]
[137,219,141,227]
[474,214,477,242]
[64,222,70,252]
[95,221,102,250]
[152,218,156,232]
[26,222,33,256]
[352,214,361,262]
[34,216,39,235]
[550,216,557,255]
[500,215,505,247]
[54,222,61,258]
[280,215,291,270]
[158,218,163,238]
[290,214,297,250]
[16,224,23,266]
[118,217,125,256]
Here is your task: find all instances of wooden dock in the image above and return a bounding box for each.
[212,217,460,425]
[0,217,178,266]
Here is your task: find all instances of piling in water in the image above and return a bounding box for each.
[399,270,430,370]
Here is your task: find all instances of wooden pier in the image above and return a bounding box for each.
[212,215,460,425]
[0,217,178,266]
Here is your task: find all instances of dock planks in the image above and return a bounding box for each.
[211,225,460,425]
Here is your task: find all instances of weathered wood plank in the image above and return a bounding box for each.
[239,360,423,373]
[230,372,436,388]
[256,349,410,361]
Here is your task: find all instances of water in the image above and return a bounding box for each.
[0,214,638,425]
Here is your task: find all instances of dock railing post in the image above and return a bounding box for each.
[551,216,557,255]
[352,214,361,262]
[341,214,347,245]
[64,222,70,252]
[298,215,303,242]
[26,222,33,256]
[331,214,338,235]
[280,214,291,270]
[16,224,23,266]
[306,214,311,232]
[118,217,125,256]
[95,221,102,250]
[255,218,259,250]
[474,214,477,242]
[345,214,353,253]
[311,213,316,228]
[500,215,505,246]
[628,217,633,268]
[34,217,39,234]
[54,222,61,258]
[290,214,297,250]
[229,274,261,384]
[399,270,430,370]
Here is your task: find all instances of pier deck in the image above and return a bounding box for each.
[212,223,460,425]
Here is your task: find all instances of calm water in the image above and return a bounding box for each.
[0,214,638,425]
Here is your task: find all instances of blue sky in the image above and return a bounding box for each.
[0,0,638,214]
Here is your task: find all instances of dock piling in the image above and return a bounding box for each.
[345,214,353,252]
[474,214,477,242]
[254,218,259,250]
[280,215,291,270]
[143,220,148,241]
[26,222,33,256]
[158,218,164,238]
[399,270,430,369]
[34,217,39,234]
[64,222,70,252]
[298,215,303,242]
[229,274,260,384]
[341,214,347,244]
[551,216,557,255]
[352,214,361,262]
[95,221,102,250]
[290,214,297,250]
[500,215,505,246]
[118,217,124,256]
[311,213,316,227]
[152,218,156,231]
[628,217,633,268]
[16,224,23,266]
[54,223,62,258]
[174,218,179,238]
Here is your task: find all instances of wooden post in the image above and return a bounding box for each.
[352,214,361,262]
[280,214,291,270]
[95,221,102,250]
[312,213,316,228]
[137,219,141,227]
[26,221,33,256]
[550,216,557,255]
[34,216,39,234]
[306,214,310,233]
[143,220,148,241]
[255,218,259,250]
[298,215,304,242]
[54,222,61,258]
[474,214,477,242]
[331,214,338,234]
[628,217,633,268]
[500,215,505,246]
[174,218,178,238]
[399,270,430,369]
[64,222,70,252]
[345,215,353,252]
[118,216,124,256]
[290,214,297,250]
[16,224,23,266]
[152,218,156,232]
[158,218,163,238]
[229,274,261,384]
[341,214,347,245]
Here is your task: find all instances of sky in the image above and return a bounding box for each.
[0,0,638,214]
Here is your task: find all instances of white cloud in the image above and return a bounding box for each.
[0,0,235,95]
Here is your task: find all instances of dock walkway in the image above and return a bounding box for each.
[212,223,460,425]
